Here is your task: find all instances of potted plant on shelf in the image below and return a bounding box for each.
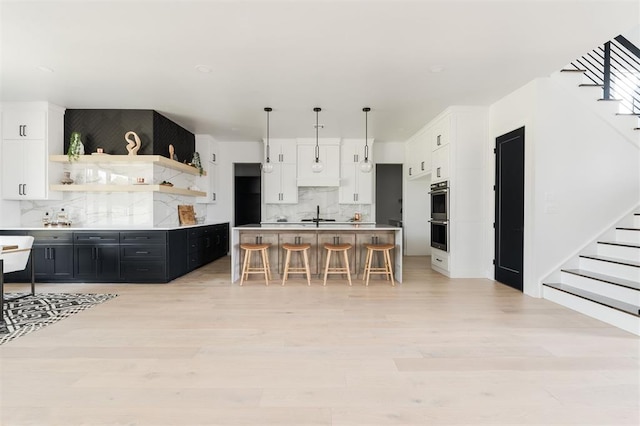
[67,132,85,162]
[191,152,204,176]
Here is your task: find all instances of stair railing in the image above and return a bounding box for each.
[568,35,640,115]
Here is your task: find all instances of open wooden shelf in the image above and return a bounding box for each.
[49,155,206,176]
[49,184,206,197]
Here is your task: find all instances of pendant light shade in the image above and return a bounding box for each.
[263,107,274,173]
[312,107,324,173]
[359,107,373,173]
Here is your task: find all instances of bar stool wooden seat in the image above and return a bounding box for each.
[362,243,395,286]
[322,243,353,286]
[239,243,272,286]
[281,243,312,286]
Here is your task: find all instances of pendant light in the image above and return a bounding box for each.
[359,107,373,173]
[263,107,274,173]
[311,107,324,173]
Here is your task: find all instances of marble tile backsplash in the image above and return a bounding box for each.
[19,163,204,228]
[264,187,372,222]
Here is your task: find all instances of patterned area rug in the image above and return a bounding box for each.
[0,293,117,345]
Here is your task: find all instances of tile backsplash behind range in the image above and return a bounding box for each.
[264,187,371,222]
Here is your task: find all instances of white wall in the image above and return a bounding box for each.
[486,76,640,297]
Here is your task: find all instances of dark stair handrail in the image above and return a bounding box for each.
[567,34,640,115]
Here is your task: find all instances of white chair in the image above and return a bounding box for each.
[1,236,35,323]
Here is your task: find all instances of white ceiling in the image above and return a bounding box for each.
[1,0,638,143]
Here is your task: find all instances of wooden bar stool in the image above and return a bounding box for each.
[323,243,352,286]
[362,243,395,286]
[281,243,312,286]
[239,243,272,286]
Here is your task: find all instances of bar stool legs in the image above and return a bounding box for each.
[362,244,395,286]
[281,243,312,286]
[239,243,272,286]
[323,243,353,286]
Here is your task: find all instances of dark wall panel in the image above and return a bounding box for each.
[64,109,195,159]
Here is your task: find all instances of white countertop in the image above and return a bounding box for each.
[0,222,228,231]
[235,223,400,231]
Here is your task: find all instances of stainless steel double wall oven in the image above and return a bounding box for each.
[429,181,449,251]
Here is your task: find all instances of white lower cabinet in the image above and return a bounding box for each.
[431,248,449,272]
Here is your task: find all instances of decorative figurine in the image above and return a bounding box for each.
[169,144,178,161]
[124,131,141,155]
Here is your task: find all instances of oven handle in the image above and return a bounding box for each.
[428,189,449,195]
[428,219,449,225]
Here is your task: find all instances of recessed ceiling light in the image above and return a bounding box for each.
[37,66,54,73]
[195,64,212,73]
[430,66,444,73]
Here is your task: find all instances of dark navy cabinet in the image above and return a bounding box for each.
[0,224,228,284]
[30,231,74,281]
[73,232,120,281]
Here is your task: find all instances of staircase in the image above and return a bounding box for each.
[541,35,640,335]
[543,212,640,335]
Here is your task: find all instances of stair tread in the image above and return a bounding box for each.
[616,227,640,231]
[598,240,640,249]
[597,98,622,101]
[579,83,603,87]
[560,69,586,73]
[616,113,640,116]
[562,269,640,291]
[544,282,640,316]
[580,254,640,268]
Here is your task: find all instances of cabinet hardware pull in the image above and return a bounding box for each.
[437,135,441,145]
[436,258,442,262]
[135,251,149,254]
[421,161,424,170]
[135,236,149,239]
[137,268,149,272]
[212,153,216,162]
[23,184,26,195]
[409,167,412,176]
[437,167,441,177]
[50,247,55,259]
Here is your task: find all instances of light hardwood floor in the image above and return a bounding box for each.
[1,256,638,426]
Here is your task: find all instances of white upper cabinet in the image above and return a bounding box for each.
[2,108,46,140]
[339,140,373,204]
[405,127,431,180]
[195,135,218,203]
[263,139,298,204]
[431,115,450,150]
[296,138,340,187]
[1,102,64,200]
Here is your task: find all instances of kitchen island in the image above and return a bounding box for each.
[231,223,402,283]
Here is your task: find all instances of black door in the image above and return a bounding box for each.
[234,163,262,226]
[495,127,525,291]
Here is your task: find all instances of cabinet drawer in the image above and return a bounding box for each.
[74,232,120,244]
[431,251,449,271]
[120,261,167,281]
[120,245,166,260]
[31,230,73,244]
[120,231,166,244]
